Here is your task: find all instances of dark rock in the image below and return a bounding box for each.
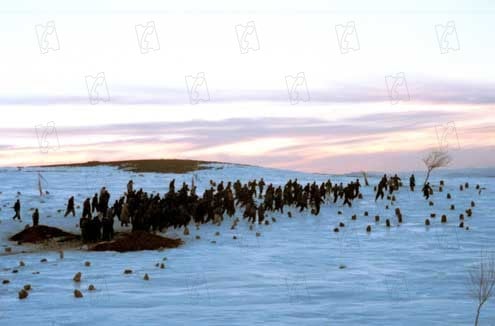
[73,272,82,282]
[18,289,28,299]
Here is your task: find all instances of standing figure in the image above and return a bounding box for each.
[12,199,21,221]
[258,178,266,198]
[375,176,387,201]
[422,182,433,199]
[91,193,99,213]
[409,174,416,191]
[82,198,92,218]
[32,208,40,226]
[64,196,76,217]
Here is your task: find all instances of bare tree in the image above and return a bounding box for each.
[422,150,452,185]
[361,171,369,186]
[468,251,495,326]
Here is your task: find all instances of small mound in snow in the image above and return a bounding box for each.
[90,231,183,252]
[10,225,78,243]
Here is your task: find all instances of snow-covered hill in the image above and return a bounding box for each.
[0,163,493,325]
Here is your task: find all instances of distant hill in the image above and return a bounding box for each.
[39,159,225,174]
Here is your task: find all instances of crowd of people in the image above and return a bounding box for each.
[77,177,347,242]
[11,173,422,243]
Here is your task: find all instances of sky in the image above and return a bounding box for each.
[0,0,494,173]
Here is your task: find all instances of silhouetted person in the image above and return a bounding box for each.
[391,174,401,191]
[409,174,416,191]
[32,208,39,226]
[80,216,89,243]
[91,193,99,213]
[354,179,361,196]
[12,199,21,221]
[64,196,75,217]
[101,214,114,241]
[82,198,92,218]
[258,178,266,198]
[375,175,387,201]
[422,182,433,200]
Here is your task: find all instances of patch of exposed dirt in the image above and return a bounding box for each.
[90,231,183,252]
[10,225,78,243]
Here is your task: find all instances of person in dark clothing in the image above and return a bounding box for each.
[409,174,416,191]
[82,198,92,218]
[12,199,21,221]
[354,179,361,197]
[101,214,114,241]
[391,174,401,192]
[80,216,89,243]
[313,187,322,214]
[256,178,265,199]
[98,187,110,216]
[32,208,40,226]
[257,204,265,224]
[64,196,75,217]
[375,175,387,201]
[343,185,353,207]
[127,180,134,194]
[382,174,388,190]
[91,215,102,242]
[332,185,339,203]
[91,193,99,213]
[422,183,433,200]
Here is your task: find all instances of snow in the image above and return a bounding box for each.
[0,164,494,325]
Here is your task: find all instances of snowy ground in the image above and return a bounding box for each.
[0,164,494,326]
